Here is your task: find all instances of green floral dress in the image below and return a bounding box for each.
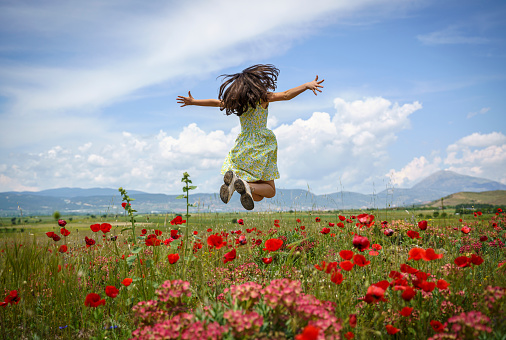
[221,104,280,182]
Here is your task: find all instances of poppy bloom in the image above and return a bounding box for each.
[349,314,357,328]
[85,236,96,247]
[353,254,370,267]
[383,228,394,236]
[315,217,321,222]
[344,332,354,339]
[101,223,112,233]
[60,228,70,236]
[105,286,119,298]
[363,285,386,304]
[167,253,180,264]
[57,220,67,228]
[46,231,56,238]
[170,230,180,239]
[51,234,61,241]
[339,215,346,221]
[207,234,225,249]
[330,270,344,285]
[90,224,101,232]
[58,244,68,253]
[122,278,133,287]
[141,229,147,235]
[470,254,484,265]
[4,290,21,305]
[461,227,471,234]
[237,219,244,225]
[321,227,330,234]
[237,235,247,245]
[407,230,421,239]
[170,216,186,225]
[385,325,400,335]
[437,279,449,290]
[400,263,419,274]
[296,218,301,223]
[352,235,370,251]
[84,293,105,307]
[339,250,354,260]
[357,213,374,226]
[418,220,428,230]
[424,248,444,261]
[400,307,413,317]
[339,261,354,271]
[295,325,319,340]
[408,248,426,261]
[262,257,273,264]
[155,229,162,236]
[401,287,416,301]
[372,244,382,251]
[454,256,470,268]
[223,249,236,264]
[121,202,129,209]
[430,320,445,333]
[263,238,283,252]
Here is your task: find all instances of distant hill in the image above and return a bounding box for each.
[425,190,506,208]
[1,170,505,215]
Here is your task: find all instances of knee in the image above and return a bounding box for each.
[265,188,276,198]
[252,193,264,202]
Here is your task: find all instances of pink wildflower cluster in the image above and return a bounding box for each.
[428,311,492,340]
[223,310,263,337]
[262,278,302,309]
[224,282,262,309]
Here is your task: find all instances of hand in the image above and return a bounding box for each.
[177,91,194,107]
[306,76,324,95]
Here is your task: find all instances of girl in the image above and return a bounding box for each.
[177,64,324,210]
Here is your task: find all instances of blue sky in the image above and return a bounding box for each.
[0,0,505,195]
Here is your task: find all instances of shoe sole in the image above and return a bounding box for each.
[235,179,254,210]
[220,171,236,204]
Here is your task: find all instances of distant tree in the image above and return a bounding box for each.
[53,211,61,221]
[433,211,439,218]
[440,212,447,218]
[11,217,16,225]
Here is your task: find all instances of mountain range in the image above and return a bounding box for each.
[1,170,505,216]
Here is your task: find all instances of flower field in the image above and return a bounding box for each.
[0,192,505,339]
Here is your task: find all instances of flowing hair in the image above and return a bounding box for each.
[218,64,279,116]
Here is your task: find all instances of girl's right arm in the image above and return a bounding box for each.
[267,76,324,102]
[177,91,223,107]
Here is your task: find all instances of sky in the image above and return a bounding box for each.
[0,0,505,196]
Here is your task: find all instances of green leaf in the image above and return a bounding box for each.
[120,227,132,232]
[126,255,137,266]
[131,246,143,254]
[176,195,185,199]
[188,185,197,190]
[183,187,188,192]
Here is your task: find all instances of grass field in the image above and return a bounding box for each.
[0,202,505,339]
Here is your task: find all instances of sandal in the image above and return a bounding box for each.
[220,170,237,204]
[234,178,254,210]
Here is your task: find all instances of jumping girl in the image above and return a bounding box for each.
[177,64,324,210]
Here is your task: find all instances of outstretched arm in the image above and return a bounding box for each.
[177,91,223,107]
[267,76,324,102]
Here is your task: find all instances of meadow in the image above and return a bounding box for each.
[0,187,505,339]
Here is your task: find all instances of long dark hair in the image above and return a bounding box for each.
[218,64,279,116]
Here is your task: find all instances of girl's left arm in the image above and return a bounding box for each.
[177,91,223,107]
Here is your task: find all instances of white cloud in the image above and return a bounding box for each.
[388,132,506,187]
[467,107,490,119]
[417,26,490,45]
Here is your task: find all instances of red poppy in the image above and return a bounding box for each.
[424,248,444,261]
[85,236,96,247]
[372,244,382,250]
[406,230,421,239]
[400,263,418,274]
[385,325,400,335]
[498,208,503,213]
[315,217,321,222]
[168,253,180,264]
[57,219,67,227]
[437,279,449,290]
[330,270,344,285]
[477,211,482,216]
[295,325,319,340]
[400,307,413,317]
[207,234,225,249]
[454,256,470,268]
[339,250,354,260]
[84,293,105,307]
[237,219,244,225]
[461,227,471,234]
[170,216,186,225]
[46,231,56,238]
[339,261,354,271]
[408,248,426,261]
[364,285,386,304]
[296,218,301,223]
[170,230,180,239]
[353,254,370,267]
[352,235,370,251]
[401,287,416,301]
[193,231,198,235]
[223,249,236,264]
[262,257,273,264]
[141,229,147,235]
[101,223,112,233]
[105,286,119,298]
[4,290,21,305]
[121,202,128,209]
[301,226,305,230]
[155,229,162,236]
[58,244,68,253]
[357,213,374,226]
[383,229,394,236]
[315,260,327,271]
[344,332,354,339]
[59,228,70,236]
[122,278,133,287]
[339,215,346,221]
[90,224,101,232]
[325,261,338,274]
[418,220,428,230]
[470,254,484,265]
[263,238,283,252]
[348,313,357,328]
[430,320,445,333]
[321,227,330,234]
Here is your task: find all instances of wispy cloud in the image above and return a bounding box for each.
[417,26,490,45]
[467,107,490,119]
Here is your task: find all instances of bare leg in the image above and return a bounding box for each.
[249,180,276,202]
